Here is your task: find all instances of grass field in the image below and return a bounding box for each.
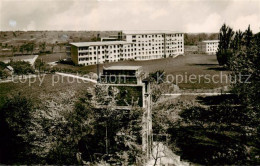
[106,54,230,89]
[0,74,93,107]
[54,53,230,89]
[0,53,230,107]
[38,52,67,63]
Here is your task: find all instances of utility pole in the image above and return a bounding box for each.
[106,122,108,154]
[163,33,166,58]
[97,46,100,83]
[142,79,152,161]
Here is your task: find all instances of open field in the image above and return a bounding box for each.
[38,52,67,62]
[0,53,229,107]
[0,31,119,56]
[55,53,230,89]
[103,54,230,89]
[0,74,93,107]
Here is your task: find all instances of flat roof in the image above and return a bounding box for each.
[202,40,220,43]
[0,55,38,62]
[123,30,182,35]
[104,66,142,70]
[101,37,117,39]
[70,41,133,47]
[0,55,38,66]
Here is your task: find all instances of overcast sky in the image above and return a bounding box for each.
[0,0,259,33]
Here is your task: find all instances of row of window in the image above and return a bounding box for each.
[78,50,184,65]
[133,39,183,43]
[207,49,218,52]
[80,59,129,66]
[207,46,218,48]
[132,34,183,38]
[78,44,133,51]
[78,42,183,52]
[78,45,182,55]
[78,49,182,62]
[207,43,219,45]
[79,48,181,57]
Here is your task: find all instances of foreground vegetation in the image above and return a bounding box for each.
[0,85,144,165]
[0,27,259,164]
[151,24,260,165]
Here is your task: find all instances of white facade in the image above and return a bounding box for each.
[124,31,184,60]
[70,41,134,66]
[198,40,219,54]
[69,31,184,66]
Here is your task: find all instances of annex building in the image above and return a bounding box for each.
[198,40,219,54]
[99,66,152,158]
[68,31,184,66]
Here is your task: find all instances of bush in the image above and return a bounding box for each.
[58,59,75,65]
[9,61,34,76]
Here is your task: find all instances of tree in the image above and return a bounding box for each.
[216,23,234,66]
[24,42,35,54]
[19,42,35,55]
[231,30,244,51]
[168,98,249,165]
[13,32,17,37]
[34,59,45,73]
[11,45,17,56]
[0,61,7,69]
[184,33,218,45]
[0,94,35,164]
[0,61,9,79]
[27,90,94,164]
[0,69,10,79]
[51,44,55,53]
[79,85,144,164]
[39,42,46,53]
[10,61,34,77]
[243,25,253,50]
[19,45,25,54]
[0,84,144,165]
[151,142,167,166]
[169,24,260,165]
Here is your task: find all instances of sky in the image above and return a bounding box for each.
[0,0,260,33]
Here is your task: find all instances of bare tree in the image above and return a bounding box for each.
[151,142,167,166]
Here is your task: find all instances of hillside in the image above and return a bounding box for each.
[0,31,120,56]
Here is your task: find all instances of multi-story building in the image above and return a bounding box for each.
[123,31,184,60]
[70,41,134,66]
[198,40,219,54]
[69,31,184,66]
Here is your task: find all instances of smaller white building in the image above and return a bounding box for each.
[198,40,219,54]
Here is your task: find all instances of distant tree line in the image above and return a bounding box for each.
[1,41,66,56]
[184,33,218,45]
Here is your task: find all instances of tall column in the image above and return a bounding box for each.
[142,80,152,160]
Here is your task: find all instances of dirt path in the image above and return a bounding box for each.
[146,142,191,166]
[162,92,231,96]
[56,72,97,84]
